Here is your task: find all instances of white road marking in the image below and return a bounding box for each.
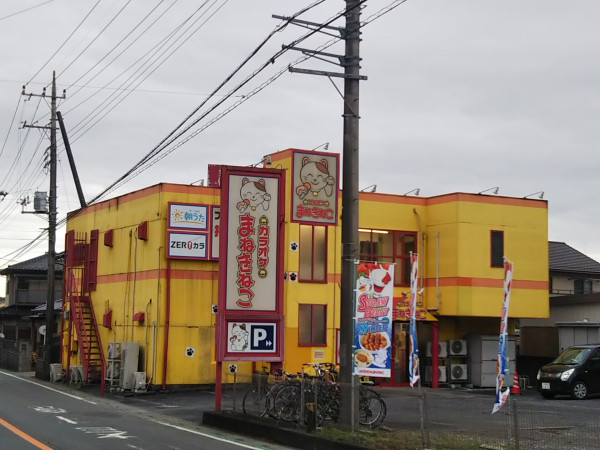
[77,426,134,439]
[0,370,96,405]
[155,420,273,450]
[57,416,78,424]
[33,406,66,414]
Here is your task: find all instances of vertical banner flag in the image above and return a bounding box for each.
[353,261,394,378]
[492,258,514,414]
[409,252,420,387]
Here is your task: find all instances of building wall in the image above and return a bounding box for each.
[63,150,549,387]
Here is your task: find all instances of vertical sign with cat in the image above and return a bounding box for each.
[216,166,285,362]
[291,150,339,225]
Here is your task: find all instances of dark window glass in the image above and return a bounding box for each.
[298,304,327,346]
[491,231,504,267]
[299,225,327,282]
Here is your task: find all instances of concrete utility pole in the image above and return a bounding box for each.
[284,0,364,430]
[338,0,362,431]
[23,72,63,379]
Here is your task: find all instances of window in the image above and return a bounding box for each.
[491,230,504,267]
[299,225,327,282]
[574,279,593,295]
[299,304,327,346]
[359,229,416,286]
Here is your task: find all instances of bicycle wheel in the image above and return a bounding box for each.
[243,388,267,417]
[358,388,386,428]
[265,382,286,418]
[273,384,301,422]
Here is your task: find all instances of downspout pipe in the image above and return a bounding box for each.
[412,208,425,295]
[162,260,172,390]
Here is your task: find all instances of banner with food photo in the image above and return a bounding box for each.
[353,261,394,377]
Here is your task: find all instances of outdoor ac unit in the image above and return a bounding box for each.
[70,365,85,383]
[106,361,121,379]
[49,363,63,382]
[108,342,122,359]
[426,341,448,358]
[133,372,147,393]
[448,339,468,356]
[425,365,447,383]
[450,364,468,381]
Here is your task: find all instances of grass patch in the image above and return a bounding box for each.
[317,426,508,449]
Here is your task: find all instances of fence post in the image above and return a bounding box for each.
[511,396,520,450]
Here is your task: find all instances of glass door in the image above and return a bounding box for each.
[381,322,409,385]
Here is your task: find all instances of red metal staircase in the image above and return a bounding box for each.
[65,231,104,384]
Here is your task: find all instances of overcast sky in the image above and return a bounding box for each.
[1,0,600,295]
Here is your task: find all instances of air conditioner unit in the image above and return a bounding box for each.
[133,372,147,393]
[50,363,63,382]
[448,339,468,356]
[426,341,448,358]
[425,365,447,383]
[108,342,122,359]
[70,365,85,383]
[450,364,468,381]
[106,361,121,379]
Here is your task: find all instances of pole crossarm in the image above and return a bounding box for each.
[284,45,346,67]
[272,14,345,38]
[289,66,367,80]
[22,122,55,131]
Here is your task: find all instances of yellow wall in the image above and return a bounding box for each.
[62,150,549,387]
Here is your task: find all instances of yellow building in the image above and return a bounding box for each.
[61,148,548,390]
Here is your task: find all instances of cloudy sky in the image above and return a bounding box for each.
[1,0,599,294]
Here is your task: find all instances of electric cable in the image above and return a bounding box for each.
[26,0,101,85]
[67,0,226,142]
[56,1,133,80]
[0,0,54,23]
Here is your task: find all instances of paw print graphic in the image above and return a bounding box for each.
[290,242,299,251]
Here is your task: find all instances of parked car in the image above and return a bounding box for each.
[537,344,600,399]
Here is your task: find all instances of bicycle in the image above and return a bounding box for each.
[358,380,386,428]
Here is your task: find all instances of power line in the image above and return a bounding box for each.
[56,1,133,80]
[26,0,101,85]
[0,0,54,23]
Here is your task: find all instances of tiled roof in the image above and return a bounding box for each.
[0,253,64,275]
[549,241,600,275]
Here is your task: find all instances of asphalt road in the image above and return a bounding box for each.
[0,369,292,450]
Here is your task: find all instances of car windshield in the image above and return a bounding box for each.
[553,348,591,364]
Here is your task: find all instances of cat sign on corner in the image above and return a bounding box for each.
[291,150,339,226]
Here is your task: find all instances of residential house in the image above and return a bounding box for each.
[0,253,63,371]
[519,242,600,383]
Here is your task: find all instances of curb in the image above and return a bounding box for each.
[202,411,369,450]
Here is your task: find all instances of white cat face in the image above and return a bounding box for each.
[240,178,267,207]
[300,158,329,192]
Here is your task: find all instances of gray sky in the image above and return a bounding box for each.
[1,0,600,295]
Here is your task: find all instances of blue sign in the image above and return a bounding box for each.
[250,324,276,351]
[226,322,277,354]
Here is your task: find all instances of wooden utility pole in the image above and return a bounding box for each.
[23,72,63,379]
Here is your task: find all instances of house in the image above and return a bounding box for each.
[61,148,549,390]
[519,242,600,382]
[0,253,63,371]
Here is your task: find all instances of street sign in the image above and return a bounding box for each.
[226,322,277,354]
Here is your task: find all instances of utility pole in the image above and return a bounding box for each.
[282,0,364,430]
[339,0,362,430]
[23,72,64,379]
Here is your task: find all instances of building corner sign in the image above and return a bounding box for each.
[167,202,211,260]
[217,166,285,362]
[291,150,339,225]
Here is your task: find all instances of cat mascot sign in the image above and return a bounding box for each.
[292,150,340,226]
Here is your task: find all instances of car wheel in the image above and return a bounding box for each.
[571,381,588,400]
[541,392,555,399]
